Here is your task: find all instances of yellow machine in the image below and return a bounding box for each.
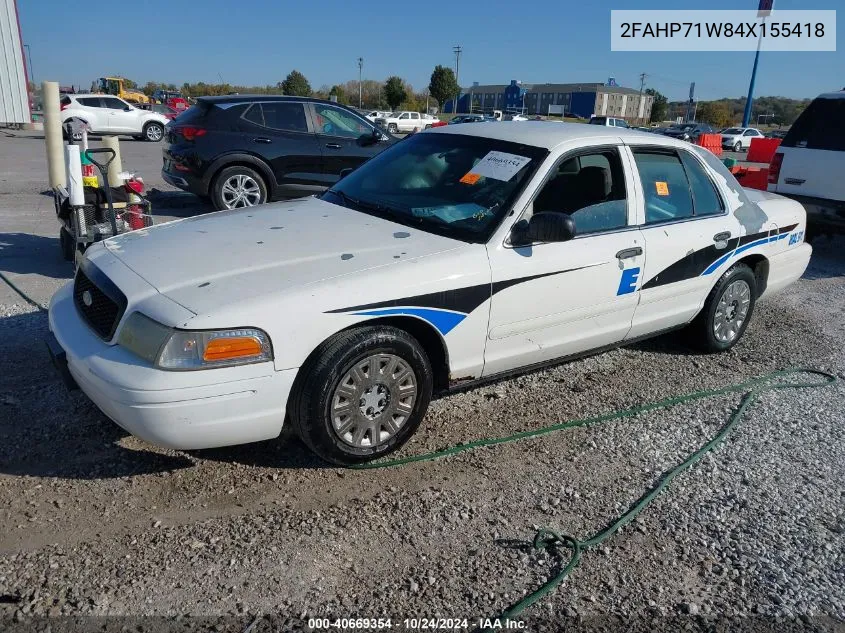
[95,77,150,104]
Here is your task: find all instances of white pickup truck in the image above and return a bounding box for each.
[374,111,437,134]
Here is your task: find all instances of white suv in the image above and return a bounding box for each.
[768,91,845,238]
[374,111,433,133]
[60,94,170,142]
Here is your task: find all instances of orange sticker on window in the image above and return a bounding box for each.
[460,172,481,185]
[655,181,669,196]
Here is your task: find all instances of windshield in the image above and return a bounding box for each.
[320,133,548,243]
[722,128,743,135]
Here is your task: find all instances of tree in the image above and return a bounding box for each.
[697,101,733,127]
[646,88,668,123]
[383,76,407,111]
[329,84,346,104]
[280,70,312,97]
[428,65,459,112]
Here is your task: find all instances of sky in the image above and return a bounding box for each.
[18,0,842,103]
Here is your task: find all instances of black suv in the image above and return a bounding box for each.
[162,96,396,210]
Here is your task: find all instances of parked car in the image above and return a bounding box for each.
[589,116,629,128]
[60,93,169,142]
[144,103,179,120]
[162,95,396,211]
[766,129,789,139]
[661,122,714,142]
[507,113,528,121]
[48,122,810,464]
[152,90,189,112]
[449,114,494,124]
[720,127,765,152]
[374,111,434,133]
[768,90,845,237]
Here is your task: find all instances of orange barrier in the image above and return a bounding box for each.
[746,137,782,164]
[696,133,723,157]
[732,167,770,191]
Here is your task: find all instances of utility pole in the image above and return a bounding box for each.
[453,45,462,114]
[357,57,363,108]
[637,72,647,124]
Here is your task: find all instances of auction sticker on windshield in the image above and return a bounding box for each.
[463,151,532,182]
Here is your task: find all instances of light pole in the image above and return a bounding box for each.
[357,57,363,108]
[23,44,34,85]
[453,45,462,114]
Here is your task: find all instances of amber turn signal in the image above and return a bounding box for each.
[203,336,263,362]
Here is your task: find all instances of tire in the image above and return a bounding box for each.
[210,165,268,211]
[290,326,433,465]
[424,124,432,130]
[733,141,742,153]
[62,118,86,142]
[388,123,398,134]
[687,263,757,353]
[143,122,164,142]
[59,227,75,261]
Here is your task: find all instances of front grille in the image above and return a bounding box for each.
[73,265,126,340]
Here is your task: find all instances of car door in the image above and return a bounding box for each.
[625,144,743,339]
[73,97,107,131]
[240,101,324,195]
[308,102,385,185]
[483,145,645,376]
[100,97,137,133]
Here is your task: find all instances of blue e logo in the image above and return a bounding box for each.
[617,267,641,295]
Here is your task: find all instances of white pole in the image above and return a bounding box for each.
[42,81,66,189]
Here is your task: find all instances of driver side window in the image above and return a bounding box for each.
[313,104,370,138]
[530,148,629,235]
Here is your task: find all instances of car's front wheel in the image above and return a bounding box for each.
[211,165,268,211]
[290,326,433,465]
[143,122,164,142]
[388,123,398,134]
[688,263,757,352]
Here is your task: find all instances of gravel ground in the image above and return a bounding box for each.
[1,131,844,632]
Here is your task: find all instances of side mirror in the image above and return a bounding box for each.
[357,131,379,147]
[514,212,576,244]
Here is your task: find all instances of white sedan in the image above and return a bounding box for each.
[48,123,811,464]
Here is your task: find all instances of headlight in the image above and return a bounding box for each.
[118,312,272,370]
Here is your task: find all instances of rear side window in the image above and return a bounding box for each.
[782,97,845,151]
[77,97,101,107]
[633,150,694,223]
[243,104,264,126]
[261,102,308,132]
[680,151,724,216]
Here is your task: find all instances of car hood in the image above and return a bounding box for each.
[103,196,463,315]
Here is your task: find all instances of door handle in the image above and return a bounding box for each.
[713,231,731,242]
[616,247,643,260]
[325,143,342,149]
[253,137,272,144]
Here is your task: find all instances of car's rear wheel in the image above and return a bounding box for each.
[290,326,433,465]
[733,141,742,152]
[143,122,164,142]
[211,165,268,211]
[388,123,398,134]
[688,263,757,352]
[62,119,86,142]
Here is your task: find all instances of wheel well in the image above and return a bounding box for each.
[736,254,769,297]
[210,160,273,194]
[342,316,450,392]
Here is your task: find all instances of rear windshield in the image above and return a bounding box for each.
[782,96,845,152]
[171,101,213,125]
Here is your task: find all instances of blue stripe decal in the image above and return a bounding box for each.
[702,233,789,277]
[352,307,467,335]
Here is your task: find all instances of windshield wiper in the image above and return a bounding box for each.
[327,189,401,218]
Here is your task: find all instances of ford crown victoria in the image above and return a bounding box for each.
[48,123,811,464]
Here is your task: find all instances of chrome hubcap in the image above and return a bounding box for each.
[221,174,262,209]
[147,125,162,141]
[713,280,751,343]
[331,354,417,448]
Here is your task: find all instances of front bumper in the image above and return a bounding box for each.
[48,283,297,450]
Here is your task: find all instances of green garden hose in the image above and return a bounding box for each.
[354,368,837,628]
